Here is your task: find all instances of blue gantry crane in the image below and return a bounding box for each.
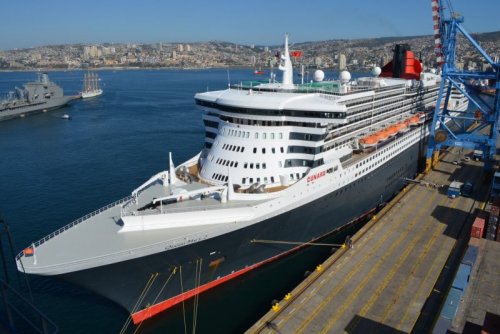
[426,0,500,171]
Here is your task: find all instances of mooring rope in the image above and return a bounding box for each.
[119,272,158,334]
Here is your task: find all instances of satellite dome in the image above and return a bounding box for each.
[313,70,325,82]
[372,66,382,77]
[339,70,351,83]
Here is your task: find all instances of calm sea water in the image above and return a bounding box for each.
[0,69,363,333]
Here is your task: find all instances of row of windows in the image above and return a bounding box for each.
[222,143,245,153]
[347,97,405,120]
[218,115,325,129]
[285,159,313,168]
[216,158,239,168]
[219,127,285,140]
[343,89,404,108]
[243,162,267,169]
[241,176,276,185]
[252,146,285,154]
[212,173,228,182]
[326,104,414,144]
[288,145,321,154]
[289,132,326,142]
[346,95,403,115]
[328,89,437,141]
[240,172,306,186]
[197,99,346,119]
[323,139,352,152]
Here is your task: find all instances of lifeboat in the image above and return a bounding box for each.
[386,125,400,137]
[417,112,426,124]
[359,132,384,149]
[407,115,420,127]
[359,134,378,148]
[397,122,410,133]
[377,129,391,141]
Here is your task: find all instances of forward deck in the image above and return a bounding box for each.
[16,176,265,275]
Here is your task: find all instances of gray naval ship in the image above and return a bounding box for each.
[0,73,76,121]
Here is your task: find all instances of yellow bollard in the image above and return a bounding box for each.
[272,303,280,312]
[316,264,323,272]
[284,293,291,301]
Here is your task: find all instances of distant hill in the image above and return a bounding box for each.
[282,30,500,48]
[473,31,500,42]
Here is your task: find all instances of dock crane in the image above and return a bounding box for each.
[426,0,500,171]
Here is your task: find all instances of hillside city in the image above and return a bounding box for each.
[1,32,499,72]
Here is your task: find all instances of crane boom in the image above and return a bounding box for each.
[426,0,500,172]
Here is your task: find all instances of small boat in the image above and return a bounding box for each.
[377,129,391,141]
[398,122,410,133]
[61,114,71,120]
[407,115,420,127]
[386,125,399,137]
[359,133,381,148]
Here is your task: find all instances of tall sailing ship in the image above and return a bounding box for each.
[80,71,103,99]
[17,36,468,324]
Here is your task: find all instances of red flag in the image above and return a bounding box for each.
[290,50,303,58]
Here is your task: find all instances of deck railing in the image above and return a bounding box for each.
[15,222,240,274]
[16,196,132,260]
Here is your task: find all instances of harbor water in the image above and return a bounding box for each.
[0,69,365,333]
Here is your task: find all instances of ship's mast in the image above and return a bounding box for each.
[279,34,294,88]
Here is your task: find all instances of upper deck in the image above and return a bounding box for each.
[231,77,407,96]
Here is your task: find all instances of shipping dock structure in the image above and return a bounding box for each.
[246,146,492,334]
[247,0,500,332]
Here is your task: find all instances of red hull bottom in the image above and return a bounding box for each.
[131,208,375,324]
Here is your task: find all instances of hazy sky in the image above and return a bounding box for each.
[1,0,499,50]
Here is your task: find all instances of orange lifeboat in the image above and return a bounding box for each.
[377,129,391,141]
[408,115,420,127]
[397,122,409,133]
[359,132,383,148]
[386,125,399,137]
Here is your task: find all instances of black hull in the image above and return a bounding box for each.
[60,134,425,320]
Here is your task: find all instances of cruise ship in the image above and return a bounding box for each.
[16,36,468,324]
[0,73,75,121]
